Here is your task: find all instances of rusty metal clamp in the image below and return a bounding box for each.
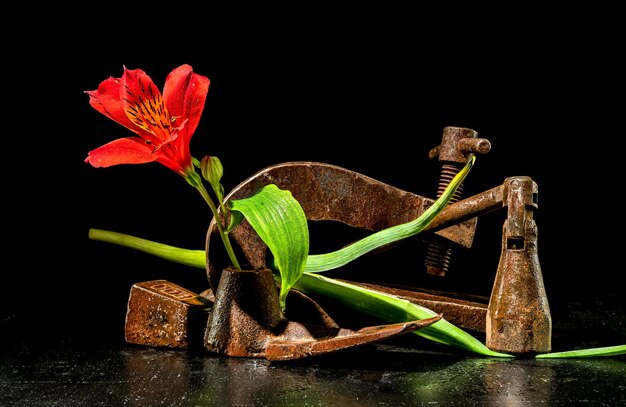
[125,126,552,357]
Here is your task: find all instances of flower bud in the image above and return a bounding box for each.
[201,155,225,201]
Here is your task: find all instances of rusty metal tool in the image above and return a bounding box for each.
[425,126,491,276]
[203,267,441,360]
[124,274,441,360]
[206,126,551,354]
[125,280,209,349]
[486,177,551,354]
[124,126,550,357]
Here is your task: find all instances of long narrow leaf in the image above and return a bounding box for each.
[88,228,506,356]
[229,184,309,310]
[535,345,626,359]
[88,230,626,358]
[293,272,512,357]
[304,155,475,272]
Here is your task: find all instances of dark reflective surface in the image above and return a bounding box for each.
[2,341,625,406]
[2,294,625,406]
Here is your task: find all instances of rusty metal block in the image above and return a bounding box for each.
[125,280,208,349]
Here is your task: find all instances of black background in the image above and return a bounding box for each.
[5,11,624,342]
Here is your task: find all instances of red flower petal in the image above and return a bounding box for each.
[85,137,158,167]
[86,71,142,134]
[86,65,209,177]
[163,64,210,147]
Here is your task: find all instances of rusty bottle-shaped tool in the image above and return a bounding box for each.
[487,177,551,354]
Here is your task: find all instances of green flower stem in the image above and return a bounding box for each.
[88,228,206,269]
[195,183,241,270]
[304,155,475,273]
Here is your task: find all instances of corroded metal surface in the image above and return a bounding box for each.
[205,161,477,292]
[204,268,286,358]
[266,316,442,361]
[125,280,207,349]
[428,127,489,162]
[353,282,487,332]
[126,126,552,358]
[124,272,439,360]
[206,161,552,355]
[203,268,440,360]
[486,177,552,354]
[423,185,504,233]
[425,126,491,276]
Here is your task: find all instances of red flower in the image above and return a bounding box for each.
[85,64,210,177]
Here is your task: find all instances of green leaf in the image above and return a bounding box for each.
[304,155,475,273]
[87,229,625,359]
[228,184,309,310]
[225,210,244,233]
[535,344,626,359]
[293,272,512,357]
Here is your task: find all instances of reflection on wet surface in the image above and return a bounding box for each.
[1,341,624,406]
[2,292,626,407]
[117,344,626,406]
